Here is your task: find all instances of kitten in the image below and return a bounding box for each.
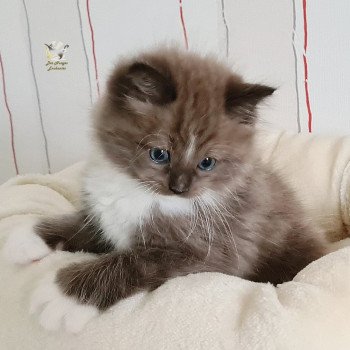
[4,48,325,330]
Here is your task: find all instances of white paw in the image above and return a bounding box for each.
[30,274,99,333]
[2,218,52,265]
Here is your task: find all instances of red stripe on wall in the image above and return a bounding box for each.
[302,0,313,133]
[179,0,189,49]
[86,0,100,97]
[303,55,312,133]
[0,53,19,175]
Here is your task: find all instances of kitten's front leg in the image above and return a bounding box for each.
[2,217,52,265]
[2,212,112,265]
[35,212,113,254]
[31,245,205,332]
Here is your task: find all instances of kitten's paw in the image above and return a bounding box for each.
[30,274,98,333]
[2,218,52,265]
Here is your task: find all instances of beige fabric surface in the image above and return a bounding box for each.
[1,131,350,350]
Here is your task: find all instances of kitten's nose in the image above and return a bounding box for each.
[169,173,191,194]
[169,183,189,194]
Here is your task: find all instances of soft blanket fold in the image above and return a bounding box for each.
[1,131,350,350]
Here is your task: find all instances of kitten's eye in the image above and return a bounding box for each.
[198,157,216,171]
[149,147,170,164]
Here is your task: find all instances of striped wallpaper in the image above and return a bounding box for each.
[1,0,350,183]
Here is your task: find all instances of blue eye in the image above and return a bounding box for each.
[149,148,170,164]
[198,157,216,171]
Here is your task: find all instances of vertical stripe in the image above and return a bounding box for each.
[292,0,301,133]
[220,0,229,58]
[302,0,313,133]
[76,0,93,105]
[179,0,189,49]
[86,0,100,96]
[0,53,19,175]
[22,0,51,172]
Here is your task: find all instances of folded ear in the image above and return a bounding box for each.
[225,79,275,125]
[108,62,177,108]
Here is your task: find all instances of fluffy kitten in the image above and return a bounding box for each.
[5,48,325,328]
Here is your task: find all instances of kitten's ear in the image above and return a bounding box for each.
[108,62,177,108]
[225,79,275,125]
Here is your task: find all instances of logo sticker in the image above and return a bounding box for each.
[45,41,69,71]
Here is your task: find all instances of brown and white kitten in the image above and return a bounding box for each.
[3,48,325,332]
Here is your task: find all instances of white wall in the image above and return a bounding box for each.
[0,0,349,183]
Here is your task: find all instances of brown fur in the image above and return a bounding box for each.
[36,212,113,254]
[35,48,325,311]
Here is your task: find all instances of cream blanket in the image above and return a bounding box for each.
[1,131,350,350]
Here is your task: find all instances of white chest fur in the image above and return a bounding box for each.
[83,153,192,250]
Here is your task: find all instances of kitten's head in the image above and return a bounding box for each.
[94,49,274,199]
